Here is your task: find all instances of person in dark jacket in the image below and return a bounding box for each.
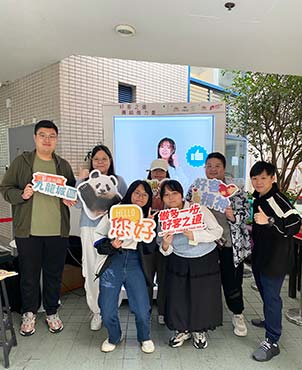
[0,120,75,337]
[93,180,156,354]
[250,161,301,362]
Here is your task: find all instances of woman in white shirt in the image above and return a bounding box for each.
[159,180,223,350]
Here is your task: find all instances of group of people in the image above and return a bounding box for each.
[0,120,301,362]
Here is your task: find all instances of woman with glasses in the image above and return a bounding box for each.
[159,180,223,350]
[93,180,156,354]
[76,145,127,331]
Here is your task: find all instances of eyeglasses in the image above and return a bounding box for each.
[92,158,109,163]
[133,191,149,199]
[37,133,57,141]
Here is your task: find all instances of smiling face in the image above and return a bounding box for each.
[251,170,275,196]
[92,150,111,175]
[205,157,225,181]
[131,184,150,208]
[34,127,58,159]
[159,141,173,160]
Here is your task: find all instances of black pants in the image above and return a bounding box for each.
[219,247,244,315]
[15,236,68,315]
[141,250,166,315]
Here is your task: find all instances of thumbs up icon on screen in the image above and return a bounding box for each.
[186,145,207,168]
[191,149,203,161]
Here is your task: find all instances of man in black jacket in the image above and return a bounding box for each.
[250,161,301,362]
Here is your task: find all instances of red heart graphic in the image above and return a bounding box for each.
[218,184,237,197]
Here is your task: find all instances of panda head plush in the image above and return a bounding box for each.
[77,169,122,220]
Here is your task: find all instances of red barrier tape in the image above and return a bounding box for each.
[0,218,13,223]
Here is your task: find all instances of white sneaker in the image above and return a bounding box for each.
[169,331,191,348]
[90,313,102,331]
[192,332,208,349]
[157,315,165,325]
[101,339,117,353]
[232,314,247,337]
[20,312,36,336]
[141,339,155,353]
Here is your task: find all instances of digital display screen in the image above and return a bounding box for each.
[113,115,214,192]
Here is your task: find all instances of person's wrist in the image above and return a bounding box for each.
[162,242,169,251]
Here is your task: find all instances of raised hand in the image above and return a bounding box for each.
[63,199,77,207]
[162,231,174,251]
[111,238,123,249]
[78,166,89,181]
[254,206,269,225]
[22,183,34,200]
[225,206,235,222]
[183,229,194,241]
[147,207,159,219]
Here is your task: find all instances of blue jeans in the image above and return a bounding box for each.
[99,249,151,344]
[252,266,285,343]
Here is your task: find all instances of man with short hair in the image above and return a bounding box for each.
[188,152,251,338]
[250,161,301,361]
[0,120,75,336]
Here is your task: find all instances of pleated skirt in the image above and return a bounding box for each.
[165,248,223,332]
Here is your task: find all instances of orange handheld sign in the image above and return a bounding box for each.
[109,204,156,243]
[32,172,77,201]
[110,204,142,223]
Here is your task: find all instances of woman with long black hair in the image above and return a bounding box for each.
[94,180,156,354]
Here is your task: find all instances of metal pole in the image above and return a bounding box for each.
[285,240,302,325]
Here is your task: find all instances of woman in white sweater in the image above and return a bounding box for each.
[159,180,223,350]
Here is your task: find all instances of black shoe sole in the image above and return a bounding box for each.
[251,319,265,328]
[193,341,208,349]
[253,350,280,362]
[20,329,35,336]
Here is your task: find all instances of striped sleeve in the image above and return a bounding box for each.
[267,193,301,237]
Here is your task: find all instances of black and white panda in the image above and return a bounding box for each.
[77,170,122,220]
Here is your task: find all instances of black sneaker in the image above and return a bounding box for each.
[252,339,280,362]
[192,332,208,349]
[251,318,265,328]
[169,331,191,348]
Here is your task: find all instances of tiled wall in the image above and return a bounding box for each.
[59,56,188,172]
[0,63,61,241]
[0,56,188,240]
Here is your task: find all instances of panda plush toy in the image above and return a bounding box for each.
[77,169,122,220]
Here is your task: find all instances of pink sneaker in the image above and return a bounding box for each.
[45,313,64,333]
[20,312,36,336]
